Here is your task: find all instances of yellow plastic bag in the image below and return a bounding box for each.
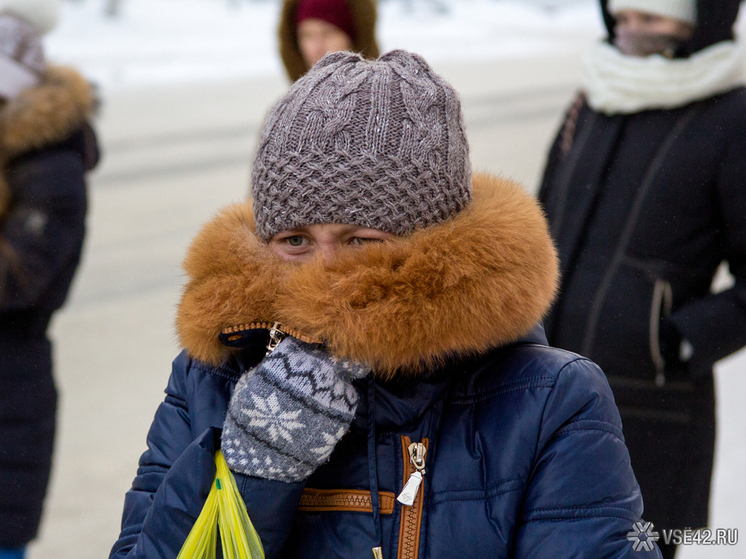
[176,450,265,559]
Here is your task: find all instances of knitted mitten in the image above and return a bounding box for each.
[222,336,369,482]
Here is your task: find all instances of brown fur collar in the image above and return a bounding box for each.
[278,0,380,83]
[177,174,559,378]
[0,65,96,159]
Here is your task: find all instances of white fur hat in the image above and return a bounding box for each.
[0,0,60,35]
[608,0,697,26]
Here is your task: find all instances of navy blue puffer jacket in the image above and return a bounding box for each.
[110,174,661,558]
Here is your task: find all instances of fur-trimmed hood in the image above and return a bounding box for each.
[278,0,380,83]
[0,65,96,157]
[0,65,96,217]
[177,174,559,378]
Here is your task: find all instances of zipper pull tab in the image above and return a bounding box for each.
[265,322,286,356]
[397,442,427,506]
[397,471,423,506]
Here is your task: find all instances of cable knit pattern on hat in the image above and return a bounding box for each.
[251,49,471,241]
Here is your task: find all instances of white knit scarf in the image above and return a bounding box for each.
[582,41,745,114]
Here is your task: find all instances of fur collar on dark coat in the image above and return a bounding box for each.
[177,174,559,378]
[0,65,96,217]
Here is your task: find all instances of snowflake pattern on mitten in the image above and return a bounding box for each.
[222,337,370,482]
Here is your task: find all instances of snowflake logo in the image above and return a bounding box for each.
[627,521,660,552]
[245,393,305,442]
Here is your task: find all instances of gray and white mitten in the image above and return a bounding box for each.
[222,336,369,482]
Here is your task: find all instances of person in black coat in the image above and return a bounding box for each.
[0,8,99,557]
[538,1,746,557]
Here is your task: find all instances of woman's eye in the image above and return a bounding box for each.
[286,236,305,247]
[349,237,381,246]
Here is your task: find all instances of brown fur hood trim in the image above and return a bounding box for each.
[278,0,380,83]
[177,173,559,378]
[0,65,96,159]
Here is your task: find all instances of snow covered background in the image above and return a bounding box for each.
[33,1,746,557]
[44,0,610,89]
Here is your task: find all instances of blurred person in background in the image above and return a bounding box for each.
[0,1,100,557]
[538,1,745,557]
[278,0,379,82]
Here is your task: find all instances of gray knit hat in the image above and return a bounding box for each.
[251,49,471,241]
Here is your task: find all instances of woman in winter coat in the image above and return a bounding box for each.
[0,3,99,558]
[110,50,661,559]
[538,1,745,557]
[278,0,379,82]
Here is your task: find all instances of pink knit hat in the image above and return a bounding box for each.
[294,0,356,41]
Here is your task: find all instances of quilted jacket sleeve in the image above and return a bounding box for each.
[514,357,662,558]
[109,352,306,559]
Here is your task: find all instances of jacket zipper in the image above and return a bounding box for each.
[578,107,702,360]
[649,279,673,386]
[397,442,427,506]
[396,436,428,559]
[221,321,322,351]
[265,322,286,355]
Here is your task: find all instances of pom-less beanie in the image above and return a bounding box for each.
[295,0,357,41]
[0,15,45,74]
[608,0,697,26]
[251,49,472,241]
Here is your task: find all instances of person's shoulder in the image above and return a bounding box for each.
[698,85,746,118]
[166,349,243,398]
[453,342,608,402]
[716,85,746,102]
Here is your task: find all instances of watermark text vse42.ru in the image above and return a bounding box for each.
[661,528,738,546]
[627,521,738,551]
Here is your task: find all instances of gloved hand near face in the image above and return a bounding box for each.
[222,336,370,482]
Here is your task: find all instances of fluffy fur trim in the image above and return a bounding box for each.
[278,0,380,82]
[178,174,559,378]
[0,65,96,158]
[0,0,60,35]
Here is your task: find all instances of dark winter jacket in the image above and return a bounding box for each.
[538,0,745,532]
[0,66,99,547]
[110,174,660,559]
[278,0,379,82]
